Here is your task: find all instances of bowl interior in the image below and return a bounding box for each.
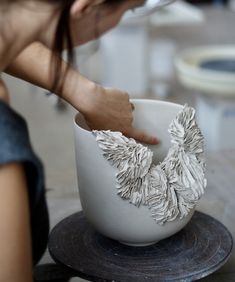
[75,99,183,164]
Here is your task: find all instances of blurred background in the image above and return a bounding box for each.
[2,1,235,280]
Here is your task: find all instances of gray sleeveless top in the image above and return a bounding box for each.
[0,100,49,264]
[0,100,44,204]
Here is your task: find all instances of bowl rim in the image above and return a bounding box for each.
[74,99,183,133]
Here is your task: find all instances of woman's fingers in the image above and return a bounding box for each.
[125,127,160,145]
[77,83,159,145]
[125,102,158,145]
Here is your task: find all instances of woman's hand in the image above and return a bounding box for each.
[65,73,159,145]
[83,85,160,144]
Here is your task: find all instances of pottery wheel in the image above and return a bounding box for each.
[48,211,233,282]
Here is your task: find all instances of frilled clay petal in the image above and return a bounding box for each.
[93,105,207,225]
[94,130,153,206]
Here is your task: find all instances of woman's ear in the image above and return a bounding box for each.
[70,0,86,17]
[71,0,105,18]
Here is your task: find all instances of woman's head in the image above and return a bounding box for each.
[50,0,145,92]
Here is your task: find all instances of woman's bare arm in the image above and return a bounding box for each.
[0,162,33,282]
[0,81,33,282]
[5,42,158,144]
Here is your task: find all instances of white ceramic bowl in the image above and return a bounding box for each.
[175,45,235,97]
[74,99,194,246]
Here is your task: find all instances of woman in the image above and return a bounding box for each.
[0,0,158,281]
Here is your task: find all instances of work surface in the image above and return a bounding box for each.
[198,150,235,282]
[48,211,232,282]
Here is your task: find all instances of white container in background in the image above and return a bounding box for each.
[229,0,235,11]
[197,95,235,151]
[100,23,149,98]
[175,45,235,151]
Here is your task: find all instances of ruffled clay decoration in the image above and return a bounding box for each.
[93,105,207,225]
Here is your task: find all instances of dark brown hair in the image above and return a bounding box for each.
[50,0,127,94]
[50,0,75,94]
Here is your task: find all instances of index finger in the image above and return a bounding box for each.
[125,127,160,145]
